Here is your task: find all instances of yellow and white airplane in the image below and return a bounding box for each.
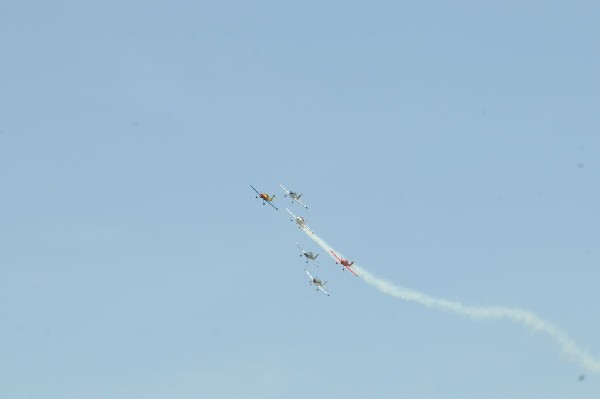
[250,185,278,210]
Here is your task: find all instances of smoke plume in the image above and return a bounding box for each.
[304,230,600,374]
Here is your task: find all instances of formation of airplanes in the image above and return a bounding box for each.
[251,183,358,297]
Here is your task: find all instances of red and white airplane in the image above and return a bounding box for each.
[250,185,278,210]
[330,250,358,276]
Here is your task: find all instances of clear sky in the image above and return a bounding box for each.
[1,1,599,398]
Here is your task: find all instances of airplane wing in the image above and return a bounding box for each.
[305,269,314,280]
[317,285,330,296]
[278,183,290,195]
[296,242,306,253]
[250,184,261,195]
[295,197,309,209]
[301,224,314,235]
[344,264,358,276]
[286,208,297,219]
[330,250,341,262]
[266,201,278,211]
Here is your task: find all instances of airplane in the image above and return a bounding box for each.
[250,185,278,210]
[286,208,313,234]
[296,242,320,266]
[279,183,309,209]
[330,250,358,276]
[305,269,329,296]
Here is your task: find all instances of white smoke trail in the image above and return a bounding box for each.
[305,230,600,374]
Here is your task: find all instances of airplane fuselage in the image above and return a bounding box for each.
[259,193,273,202]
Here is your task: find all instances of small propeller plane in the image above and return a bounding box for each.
[250,185,278,210]
[279,183,309,209]
[296,242,320,266]
[305,269,329,296]
[330,250,358,276]
[286,208,313,234]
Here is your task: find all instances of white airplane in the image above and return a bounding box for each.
[305,269,329,296]
[296,242,320,267]
[286,208,313,234]
[279,183,309,209]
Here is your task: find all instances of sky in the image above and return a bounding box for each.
[1,1,599,398]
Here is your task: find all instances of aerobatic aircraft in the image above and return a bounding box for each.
[286,208,313,234]
[296,242,320,266]
[279,183,309,209]
[330,250,358,276]
[305,269,329,296]
[250,185,278,210]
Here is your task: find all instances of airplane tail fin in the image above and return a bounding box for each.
[314,254,319,259]
[270,194,276,201]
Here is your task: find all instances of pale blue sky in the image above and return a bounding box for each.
[1,1,599,398]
